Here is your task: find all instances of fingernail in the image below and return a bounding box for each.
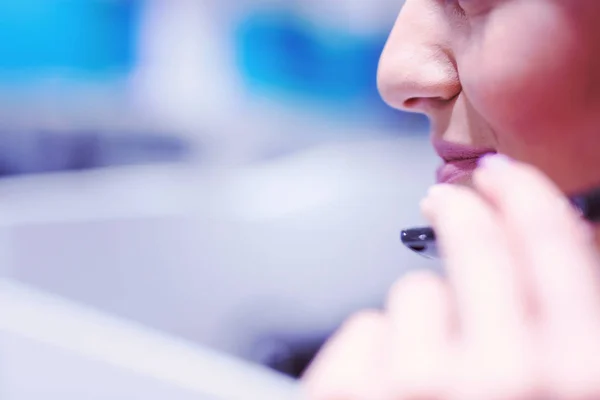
[427,184,452,198]
[421,185,451,218]
[478,153,512,169]
[419,196,433,216]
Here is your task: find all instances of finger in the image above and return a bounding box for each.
[473,154,600,327]
[386,271,451,399]
[421,184,527,344]
[302,311,390,400]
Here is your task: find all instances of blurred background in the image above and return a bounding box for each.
[0,0,440,380]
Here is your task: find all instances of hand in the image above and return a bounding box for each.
[302,155,600,400]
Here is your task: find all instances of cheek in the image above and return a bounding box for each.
[459,6,594,147]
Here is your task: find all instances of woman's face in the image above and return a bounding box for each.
[378,0,600,194]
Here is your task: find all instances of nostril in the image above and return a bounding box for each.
[403,97,421,109]
[403,96,435,111]
[403,94,459,112]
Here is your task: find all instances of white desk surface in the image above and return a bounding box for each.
[0,279,300,400]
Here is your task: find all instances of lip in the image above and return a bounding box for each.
[432,139,496,184]
[436,159,481,184]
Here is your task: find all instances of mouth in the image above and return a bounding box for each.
[433,140,496,184]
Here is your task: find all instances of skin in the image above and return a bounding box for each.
[379,0,600,195]
[302,1,600,399]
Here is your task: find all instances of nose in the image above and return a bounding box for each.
[377,0,461,115]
